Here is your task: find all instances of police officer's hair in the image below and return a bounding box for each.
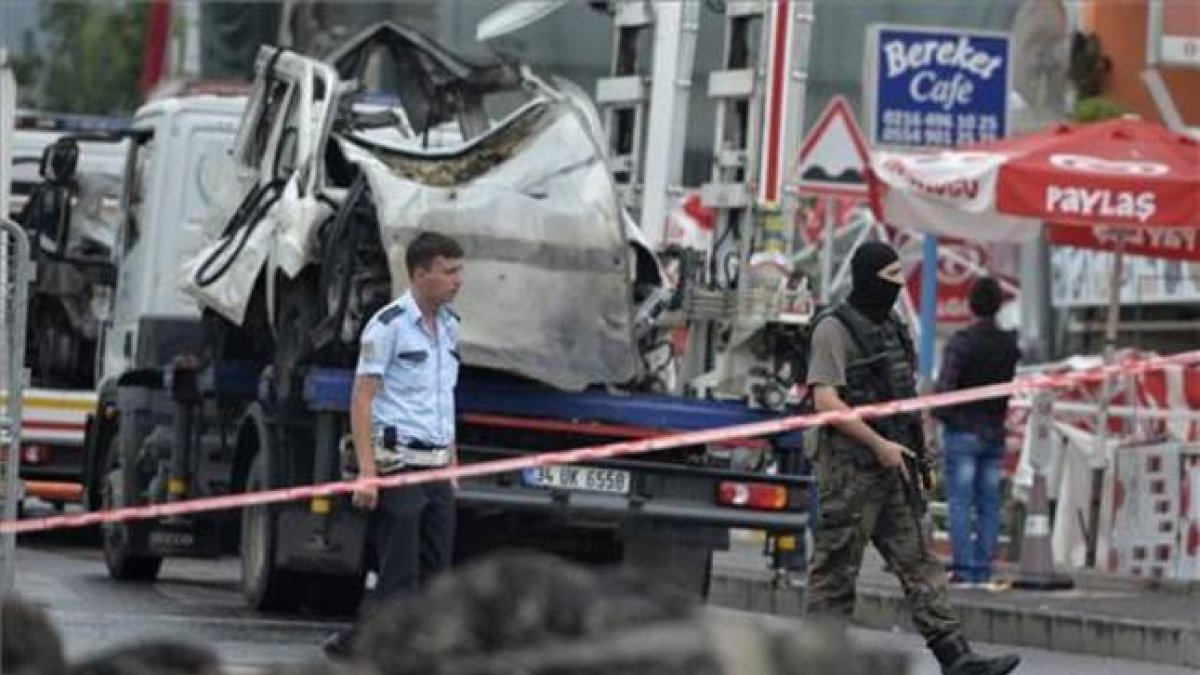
[968,276,1002,318]
[406,232,464,276]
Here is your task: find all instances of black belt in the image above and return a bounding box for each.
[382,427,446,451]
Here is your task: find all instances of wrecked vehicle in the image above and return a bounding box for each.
[180,22,665,392]
[77,23,807,612]
[14,133,123,389]
[3,115,128,506]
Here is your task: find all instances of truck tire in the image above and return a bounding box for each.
[307,574,365,618]
[101,438,163,581]
[240,453,302,612]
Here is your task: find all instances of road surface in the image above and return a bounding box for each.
[9,521,1195,673]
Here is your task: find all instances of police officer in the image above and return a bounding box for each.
[804,241,1020,675]
[324,231,465,658]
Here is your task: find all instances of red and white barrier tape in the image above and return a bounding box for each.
[4,350,1199,535]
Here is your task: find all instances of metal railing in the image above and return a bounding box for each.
[0,217,32,597]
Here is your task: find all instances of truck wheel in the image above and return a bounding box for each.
[101,439,163,581]
[240,453,302,612]
[307,574,365,618]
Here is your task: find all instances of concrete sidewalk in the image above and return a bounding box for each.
[709,548,1200,669]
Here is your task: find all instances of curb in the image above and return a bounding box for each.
[707,569,1200,669]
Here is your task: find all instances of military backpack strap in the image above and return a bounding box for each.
[830,304,873,358]
[891,313,918,367]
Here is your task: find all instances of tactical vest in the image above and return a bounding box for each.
[820,303,923,466]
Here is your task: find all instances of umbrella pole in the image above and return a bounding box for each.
[919,235,938,384]
[1088,236,1125,568]
[1103,239,1124,360]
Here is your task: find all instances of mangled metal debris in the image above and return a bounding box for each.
[181,23,665,391]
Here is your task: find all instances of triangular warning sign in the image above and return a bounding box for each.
[796,96,871,197]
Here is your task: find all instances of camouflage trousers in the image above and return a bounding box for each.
[805,450,961,640]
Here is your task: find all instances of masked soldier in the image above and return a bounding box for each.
[804,241,1020,675]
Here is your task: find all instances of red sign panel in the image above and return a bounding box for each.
[1048,223,1200,262]
[886,226,1018,327]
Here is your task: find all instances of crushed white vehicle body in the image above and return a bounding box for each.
[181,23,664,391]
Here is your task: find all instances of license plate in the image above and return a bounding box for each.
[522,465,631,495]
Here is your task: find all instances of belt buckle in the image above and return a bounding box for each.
[374,446,406,475]
[405,444,449,468]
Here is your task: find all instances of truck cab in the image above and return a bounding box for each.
[100,95,245,384]
[81,95,245,512]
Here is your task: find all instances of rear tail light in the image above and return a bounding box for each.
[22,444,52,465]
[717,481,788,510]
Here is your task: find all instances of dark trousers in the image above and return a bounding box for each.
[371,479,456,602]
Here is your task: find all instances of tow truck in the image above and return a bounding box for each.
[64,19,812,612]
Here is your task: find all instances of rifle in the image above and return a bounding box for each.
[898,412,934,557]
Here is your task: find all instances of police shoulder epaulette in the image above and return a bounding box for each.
[378,304,405,325]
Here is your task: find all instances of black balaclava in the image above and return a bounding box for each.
[847,241,902,323]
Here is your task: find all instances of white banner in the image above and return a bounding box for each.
[870,150,1040,243]
[1049,249,1200,307]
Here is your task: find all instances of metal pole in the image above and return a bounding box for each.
[1088,237,1125,567]
[1103,242,1124,359]
[641,0,699,248]
[1019,233,1052,363]
[918,235,939,382]
[0,50,12,668]
[0,51,25,602]
[0,49,11,223]
[819,197,835,303]
[1146,0,1164,66]
[0,224,30,595]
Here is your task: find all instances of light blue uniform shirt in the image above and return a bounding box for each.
[355,291,460,447]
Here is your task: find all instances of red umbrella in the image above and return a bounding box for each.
[868,116,1200,349]
[869,118,1200,245]
[868,116,1200,351]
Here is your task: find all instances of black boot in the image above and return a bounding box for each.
[929,632,1020,675]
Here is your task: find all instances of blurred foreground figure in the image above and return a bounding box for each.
[69,639,222,675]
[350,552,910,675]
[2,598,67,675]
